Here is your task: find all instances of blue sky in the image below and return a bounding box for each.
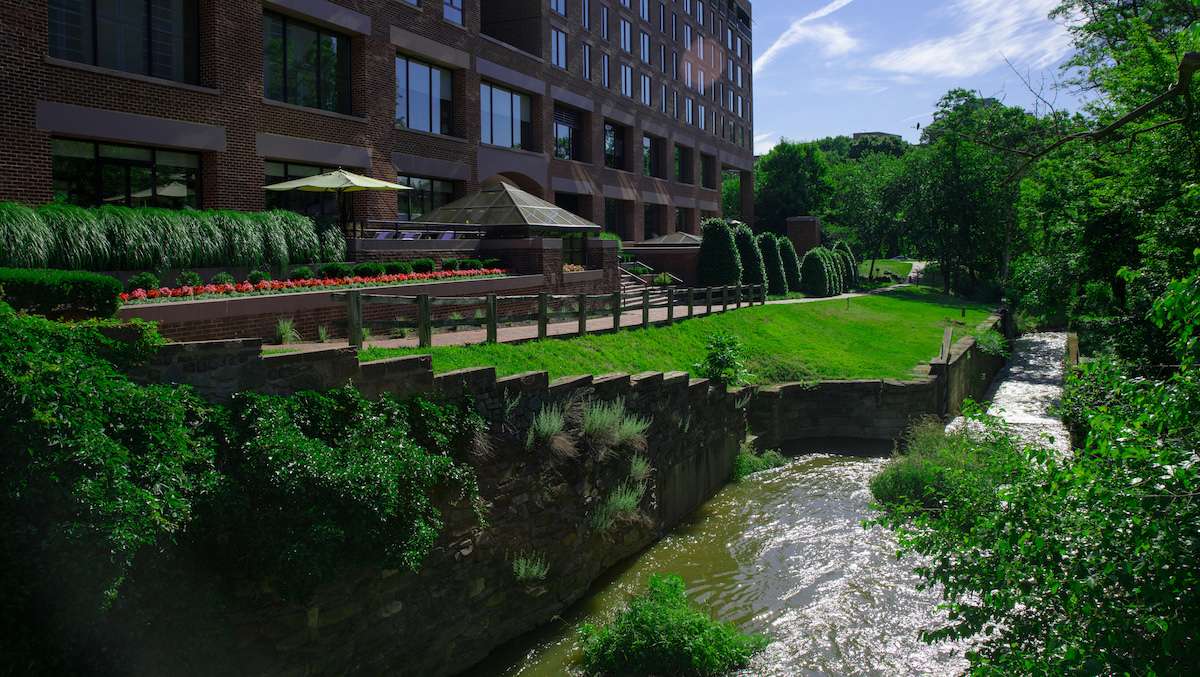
[750,0,1083,152]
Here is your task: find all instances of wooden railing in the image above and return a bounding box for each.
[332,283,766,349]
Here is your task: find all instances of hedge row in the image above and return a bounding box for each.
[0,202,345,272]
[834,241,858,287]
[779,237,803,291]
[698,218,742,286]
[0,267,122,318]
[757,233,788,296]
[733,224,767,288]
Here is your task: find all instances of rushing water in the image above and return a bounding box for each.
[466,440,969,677]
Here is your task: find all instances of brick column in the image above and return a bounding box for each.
[739,168,754,226]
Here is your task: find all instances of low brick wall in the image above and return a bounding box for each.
[625,245,700,285]
[117,271,615,343]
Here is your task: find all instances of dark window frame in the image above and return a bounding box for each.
[51,137,202,209]
[48,0,200,84]
[395,53,456,136]
[263,10,352,114]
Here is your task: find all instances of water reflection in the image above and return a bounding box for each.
[467,442,967,677]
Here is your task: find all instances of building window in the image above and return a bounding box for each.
[696,1,704,25]
[395,55,454,135]
[550,0,567,17]
[582,0,591,29]
[49,0,199,84]
[639,31,650,62]
[583,43,592,80]
[698,103,706,130]
[660,83,667,113]
[643,203,662,239]
[639,0,649,21]
[444,0,464,24]
[52,138,200,209]
[685,96,693,124]
[263,12,351,114]
[601,53,611,87]
[604,121,626,170]
[683,24,691,50]
[397,175,455,221]
[658,2,666,31]
[551,29,568,68]
[620,63,633,97]
[554,107,583,161]
[600,5,610,40]
[701,154,717,189]
[604,197,629,239]
[619,19,631,51]
[642,134,664,178]
[674,144,693,183]
[266,161,337,221]
[480,82,533,150]
[639,73,651,106]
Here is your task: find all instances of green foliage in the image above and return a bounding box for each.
[318,225,346,263]
[0,202,53,268]
[756,233,788,295]
[526,402,576,458]
[96,205,158,270]
[212,387,481,601]
[384,260,414,275]
[210,271,235,285]
[590,481,646,531]
[582,398,649,457]
[317,325,329,343]
[247,269,271,284]
[288,266,314,280]
[275,317,300,345]
[481,257,502,269]
[0,267,123,318]
[440,258,461,271]
[694,332,750,386]
[410,258,435,273]
[733,224,767,287]
[352,261,385,278]
[206,210,263,268]
[799,247,843,297]
[652,272,674,286]
[512,551,550,583]
[974,329,1009,357]
[258,209,291,268]
[318,262,354,278]
[126,271,160,292]
[834,241,858,287]
[272,210,322,265]
[697,218,742,286]
[39,203,112,271]
[177,270,203,287]
[731,443,788,482]
[778,236,804,291]
[578,573,768,676]
[754,141,831,233]
[1057,356,1132,445]
[628,454,651,483]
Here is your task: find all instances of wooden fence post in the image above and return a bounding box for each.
[577,294,587,336]
[347,291,363,349]
[735,285,742,308]
[538,293,548,339]
[642,289,650,327]
[666,288,675,324]
[611,291,622,331]
[706,287,713,314]
[417,294,431,348]
[760,284,767,305]
[723,285,730,311]
[486,294,498,343]
[687,288,695,318]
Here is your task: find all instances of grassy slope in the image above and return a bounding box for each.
[360,288,992,384]
[859,259,914,279]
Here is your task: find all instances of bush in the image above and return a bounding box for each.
[318,262,353,279]
[732,224,766,288]
[526,402,576,458]
[319,226,346,263]
[590,481,646,531]
[204,210,264,268]
[384,261,413,275]
[0,268,123,318]
[288,266,314,281]
[819,248,845,295]
[440,258,461,271]
[800,247,840,297]
[177,270,203,287]
[512,551,550,583]
[410,258,435,273]
[1057,356,1132,446]
[258,210,291,268]
[582,398,650,458]
[126,271,160,292]
[975,329,1009,357]
[352,261,385,278]
[579,573,768,676]
[210,271,236,285]
[269,210,321,265]
[39,203,111,271]
[697,219,742,286]
[247,269,271,284]
[653,272,674,286]
[694,332,750,386]
[459,258,483,271]
[0,202,53,268]
[778,237,803,291]
[732,444,788,482]
[96,205,159,271]
[757,234,788,295]
[834,241,858,288]
[481,258,502,269]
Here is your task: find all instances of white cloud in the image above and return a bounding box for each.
[754,0,860,72]
[870,0,1071,78]
[754,132,780,155]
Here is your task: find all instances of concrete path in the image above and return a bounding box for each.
[949,332,1071,454]
[273,285,903,354]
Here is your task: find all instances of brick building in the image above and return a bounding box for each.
[0,0,755,242]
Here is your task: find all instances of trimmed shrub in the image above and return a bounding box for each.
[800,247,841,297]
[757,233,788,295]
[247,270,271,284]
[0,202,53,268]
[126,271,160,292]
[733,224,767,288]
[384,261,413,275]
[579,573,768,676]
[698,219,742,286]
[288,266,314,280]
[481,257,502,269]
[459,258,483,271]
[352,261,385,278]
[441,258,460,271]
[778,236,803,291]
[318,225,346,263]
[38,203,111,271]
[822,248,846,294]
[834,241,858,288]
[210,272,235,285]
[177,270,203,287]
[270,210,321,265]
[318,262,353,279]
[410,258,435,273]
[0,268,123,318]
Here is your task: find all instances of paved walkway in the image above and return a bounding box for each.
[273,286,902,354]
[949,332,1071,454]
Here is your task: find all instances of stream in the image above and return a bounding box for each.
[466,440,969,677]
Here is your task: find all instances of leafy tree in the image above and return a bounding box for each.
[754,141,831,234]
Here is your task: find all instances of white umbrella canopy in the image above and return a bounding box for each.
[263,168,412,193]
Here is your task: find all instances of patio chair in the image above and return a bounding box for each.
[374,231,393,240]
[437,231,456,240]
[400,231,419,240]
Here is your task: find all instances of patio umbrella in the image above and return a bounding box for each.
[264,168,411,236]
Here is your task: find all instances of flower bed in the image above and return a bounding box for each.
[120,268,508,305]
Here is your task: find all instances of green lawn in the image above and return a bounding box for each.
[859,259,914,279]
[359,288,993,385]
